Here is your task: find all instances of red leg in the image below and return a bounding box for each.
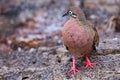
[68,56,81,74]
[83,55,97,68]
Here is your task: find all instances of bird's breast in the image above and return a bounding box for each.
[62,23,89,48]
[62,18,93,56]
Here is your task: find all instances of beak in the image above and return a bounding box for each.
[62,12,68,17]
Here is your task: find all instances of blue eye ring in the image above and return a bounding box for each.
[68,11,73,15]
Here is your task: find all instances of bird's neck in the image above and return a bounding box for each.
[70,16,87,26]
[78,15,87,25]
[75,17,87,27]
[69,17,87,25]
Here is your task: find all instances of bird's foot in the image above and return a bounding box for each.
[68,56,81,74]
[83,55,97,68]
[83,61,97,68]
[68,66,81,74]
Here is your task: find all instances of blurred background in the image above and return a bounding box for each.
[0,0,120,53]
[0,0,120,80]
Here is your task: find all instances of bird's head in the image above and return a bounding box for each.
[63,6,86,23]
[62,8,77,18]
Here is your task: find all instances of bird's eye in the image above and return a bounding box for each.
[68,11,73,15]
[67,10,77,18]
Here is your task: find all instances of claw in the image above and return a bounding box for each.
[68,56,81,74]
[68,66,81,74]
[83,55,97,68]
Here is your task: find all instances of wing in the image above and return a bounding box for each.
[65,45,69,50]
[92,26,99,52]
[87,21,99,51]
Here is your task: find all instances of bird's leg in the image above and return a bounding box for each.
[68,56,81,74]
[83,54,97,68]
